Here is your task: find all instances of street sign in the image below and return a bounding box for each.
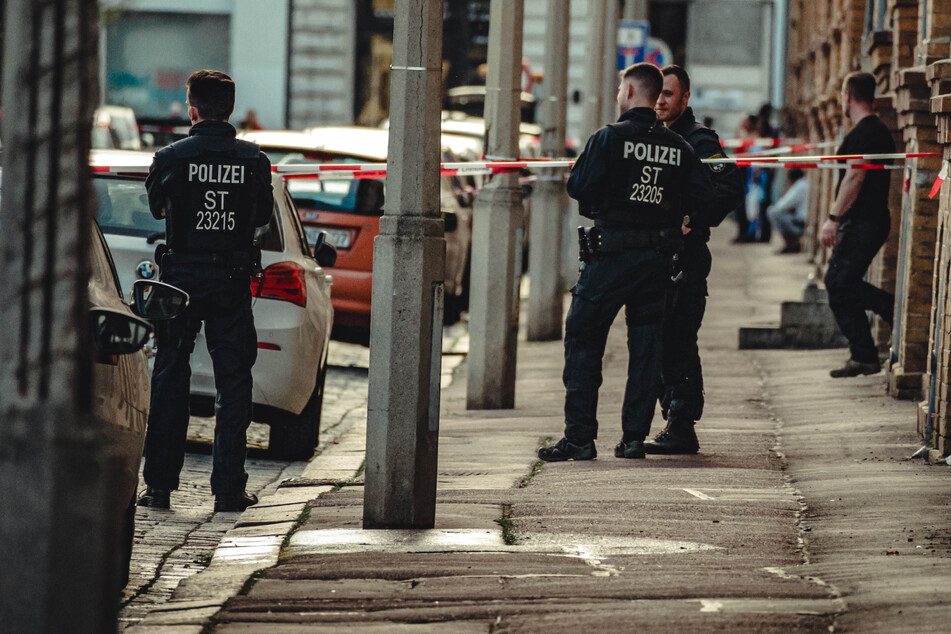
[617,19,649,70]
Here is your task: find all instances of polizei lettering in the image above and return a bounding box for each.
[188,163,246,184]
[622,141,681,166]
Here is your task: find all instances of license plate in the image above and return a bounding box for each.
[304,226,351,250]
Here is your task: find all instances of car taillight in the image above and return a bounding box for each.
[250,262,307,307]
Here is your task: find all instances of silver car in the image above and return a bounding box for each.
[91,149,335,460]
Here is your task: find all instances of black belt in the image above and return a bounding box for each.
[587,227,681,253]
[164,250,252,266]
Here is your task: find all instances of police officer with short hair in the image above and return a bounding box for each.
[138,70,274,512]
[539,63,715,462]
[648,64,744,455]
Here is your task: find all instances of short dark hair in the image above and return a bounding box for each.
[186,70,235,121]
[788,167,805,182]
[843,71,876,105]
[619,63,663,102]
[661,64,690,93]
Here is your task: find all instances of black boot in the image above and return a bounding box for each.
[614,439,646,459]
[644,420,699,455]
[214,491,259,513]
[137,486,171,509]
[538,437,597,462]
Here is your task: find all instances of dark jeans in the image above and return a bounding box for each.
[563,249,669,443]
[660,242,711,424]
[143,263,257,496]
[824,222,893,364]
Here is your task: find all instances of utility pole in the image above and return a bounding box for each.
[602,0,621,125]
[565,0,608,289]
[0,1,108,631]
[527,0,569,342]
[467,0,525,409]
[623,0,648,20]
[363,0,445,529]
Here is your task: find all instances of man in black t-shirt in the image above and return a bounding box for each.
[820,72,895,378]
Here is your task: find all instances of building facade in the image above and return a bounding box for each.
[786,0,951,455]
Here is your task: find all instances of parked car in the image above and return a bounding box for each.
[239,127,474,340]
[90,227,188,590]
[90,149,336,460]
[92,105,142,151]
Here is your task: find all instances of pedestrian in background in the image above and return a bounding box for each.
[138,70,274,512]
[821,71,895,378]
[767,167,809,254]
[539,63,714,462]
[650,64,744,455]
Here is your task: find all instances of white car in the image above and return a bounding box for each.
[91,149,335,460]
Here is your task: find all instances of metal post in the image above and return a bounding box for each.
[363,0,445,529]
[528,0,570,341]
[602,0,621,125]
[467,0,525,409]
[564,0,608,288]
[0,0,107,631]
[623,0,648,20]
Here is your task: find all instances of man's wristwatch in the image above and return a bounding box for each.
[828,213,839,222]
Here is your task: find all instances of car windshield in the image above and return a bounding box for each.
[94,176,165,238]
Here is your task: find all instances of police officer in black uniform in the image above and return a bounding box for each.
[539,63,715,462]
[646,65,744,455]
[138,70,274,512]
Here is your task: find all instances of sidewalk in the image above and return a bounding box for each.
[132,229,951,633]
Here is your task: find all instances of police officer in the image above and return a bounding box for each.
[647,65,744,455]
[539,63,714,462]
[138,70,274,512]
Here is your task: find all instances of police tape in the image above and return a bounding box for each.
[91,152,938,180]
[721,137,798,150]
[734,140,838,158]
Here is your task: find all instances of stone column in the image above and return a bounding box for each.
[527,0,569,342]
[363,0,445,529]
[467,0,525,409]
[0,0,107,631]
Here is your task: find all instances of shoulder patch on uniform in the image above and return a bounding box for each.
[706,152,727,173]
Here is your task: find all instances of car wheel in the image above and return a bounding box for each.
[268,363,326,461]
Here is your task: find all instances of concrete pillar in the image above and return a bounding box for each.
[602,0,621,125]
[467,0,525,409]
[363,0,445,529]
[527,0,569,342]
[623,0,647,20]
[0,1,109,631]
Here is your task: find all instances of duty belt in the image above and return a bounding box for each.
[164,250,252,266]
[584,227,682,254]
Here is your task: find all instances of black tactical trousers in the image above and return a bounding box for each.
[563,248,669,443]
[143,263,257,496]
[660,242,711,425]
[824,221,893,364]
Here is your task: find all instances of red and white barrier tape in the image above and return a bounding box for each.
[734,140,838,158]
[90,153,938,179]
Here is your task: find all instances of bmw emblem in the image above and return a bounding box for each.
[136,260,157,280]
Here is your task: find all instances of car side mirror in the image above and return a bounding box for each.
[313,231,338,268]
[90,308,153,356]
[130,280,190,321]
[442,211,459,233]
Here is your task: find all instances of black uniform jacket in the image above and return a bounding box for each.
[146,120,274,236]
[668,107,744,243]
[567,107,715,230]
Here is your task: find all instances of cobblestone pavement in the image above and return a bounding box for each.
[118,326,467,630]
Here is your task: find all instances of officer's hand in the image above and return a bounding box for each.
[682,225,692,235]
[821,219,839,248]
